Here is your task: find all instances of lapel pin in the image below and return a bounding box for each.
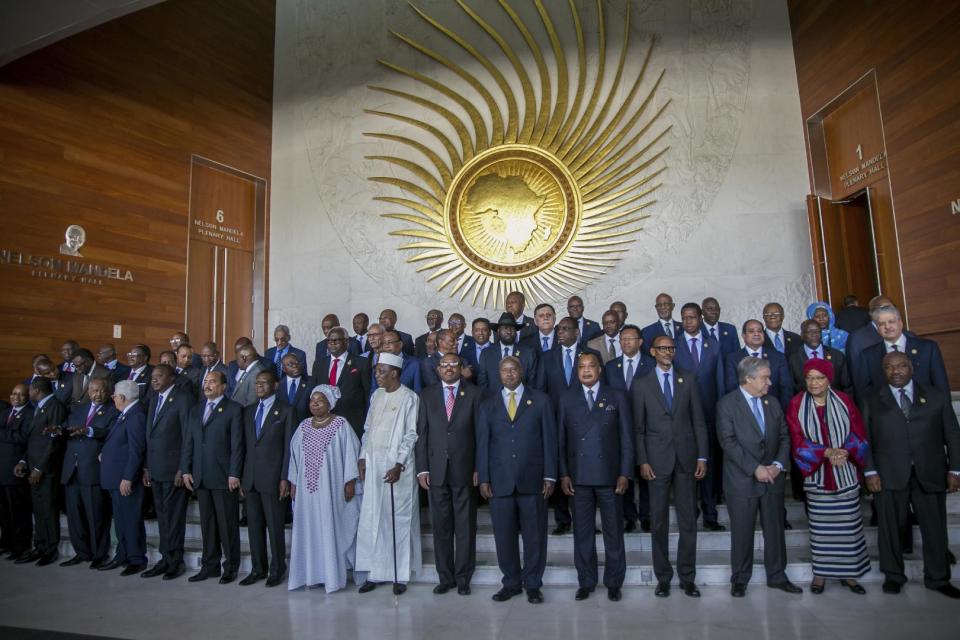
[526,399,532,405]
[598,402,605,408]
[347,360,352,366]
[617,363,622,368]
[826,354,832,360]
[704,342,709,348]
[459,391,465,397]
[764,399,769,405]
[920,397,926,404]
[911,348,917,354]
[723,330,728,335]
[273,410,279,415]
[677,377,683,384]
[217,407,223,413]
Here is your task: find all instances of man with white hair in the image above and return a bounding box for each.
[355,352,422,593]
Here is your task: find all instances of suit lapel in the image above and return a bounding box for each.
[648,371,670,414]
[511,388,531,424]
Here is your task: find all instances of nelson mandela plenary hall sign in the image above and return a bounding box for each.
[0,225,135,285]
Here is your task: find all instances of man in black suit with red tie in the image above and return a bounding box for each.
[416,352,483,595]
[0,384,34,559]
[313,327,371,438]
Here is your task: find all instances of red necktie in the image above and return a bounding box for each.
[329,357,339,385]
[445,386,455,420]
[6,410,15,426]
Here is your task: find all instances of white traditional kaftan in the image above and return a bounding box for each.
[287,416,362,593]
[354,385,422,583]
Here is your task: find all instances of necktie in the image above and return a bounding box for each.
[690,337,700,369]
[752,352,760,358]
[899,388,911,418]
[203,401,215,423]
[625,358,635,389]
[609,337,616,355]
[586,389,595,411]
[891,344,900,352]
[563,348,573,385]
[445,386,455,420]
[664,322,672,338]
[542,336,550,352]
[710,327,717,340]
[255,401,265,438]
[128,369,136,380]
[329,357,339,385]
[155,395,164,420]
[774,334,785,353]
[503,346,510,359]
[86,404,97,427]
[373,352,379,365]
[751,396,765,433]
[507,391,517,420]
[274,350,282,376]
[811,350,819,359]
[6,410,14,426]
[288,379,297,401]
[662,372,673,411]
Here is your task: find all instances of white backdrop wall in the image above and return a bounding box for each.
[269,0,813,351]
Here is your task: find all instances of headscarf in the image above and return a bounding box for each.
[310,384,341,410]
[806,301,849,350]
[802,356,834,382]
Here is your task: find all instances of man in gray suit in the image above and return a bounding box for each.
[632,335,708,597]
[231,345,266,408]
[586,309,622,364]
[716,356,801,597]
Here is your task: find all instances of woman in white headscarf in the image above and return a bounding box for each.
[287,384,362,592]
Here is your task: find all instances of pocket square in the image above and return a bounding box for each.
[350,368,359,374]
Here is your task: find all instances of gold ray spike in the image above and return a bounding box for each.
[363,110,462,174]
[498,0,551,146]
[532,0,569,150]
[365,155,445,201]
[369,85,474,161]
[363,132,453,186]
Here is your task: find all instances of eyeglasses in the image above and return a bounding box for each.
[653,346,676,352]
[763,313,783,318]
[438,362,460,369]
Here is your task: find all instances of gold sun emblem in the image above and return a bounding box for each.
[366,0,670,308]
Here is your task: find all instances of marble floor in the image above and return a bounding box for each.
[1,561,958,640]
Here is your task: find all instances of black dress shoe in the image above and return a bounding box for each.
[882,581,901,594]
[768,580,802,594]
[810,580,825,594]
[265,575,283,588]
[551,524,570,536]
[784,520,793,530]
[392,583,407,595]
[14,550,41,564]
[607,587,622,601]
[239,516,248,526]
[681,582,701,597]
[640,519,651,533]
[526,588,544,604]
[188,570,220,583]
[141,564,167,578]
[358,581,378,593]
[98,559,124,572]
[624,520,637,532]
[655,582,670,597]
[121,564,146,576]
[575,587,591,601]
[163,564,186,581]
[948,550,957,565]
[219,572,237,584]
[703,521,726,532]
[457,584,471,596]
[240,573,265,586]
[36,552,59,567]
[731,583,747,598]
[60,555,88,567]
[492,586,522,602]
[433,583,453,594]
[89,558,106,570]
[930,584,960,599]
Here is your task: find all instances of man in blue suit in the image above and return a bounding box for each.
[264,324,308,377]
[761,303,802,357]
[478,313,541,393]
[641,293,684,349]
[701,297,740,358]
[312,313,342,364]
[477,356,556,604]
[96,344,131,384]
[378,309,415,356]
[724,320,794,411]
[279,354,313,427]
[856,305,950,402]
[99,379,148,575]
[462,317,494,374]
[567,295,603,346]
[60,377,118,568]
[605,324,657,531]
[558,352,633,602]
[674,303,726,531]
[349,312,371,356]
[370,330,421,394]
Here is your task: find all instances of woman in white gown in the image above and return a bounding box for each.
[287,385,362,592]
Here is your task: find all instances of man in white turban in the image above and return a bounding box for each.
[355,352,422,593]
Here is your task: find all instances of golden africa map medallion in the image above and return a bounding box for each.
[366,0,670,308]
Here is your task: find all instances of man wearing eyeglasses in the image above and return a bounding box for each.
[641,293,683,349]
[761,302,802,357]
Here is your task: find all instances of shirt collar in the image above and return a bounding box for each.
[206,395,224,406]
[257,394,277,412]
[740,386,763,403]
[120,400,139,417]
[656,366,674,382]
[105,359,118,369]
[502,384,524,403]
[746,345,765,357]
[37,394,54,409]
[804,344,822,358]
[703,321,718,332]
[889,380,914,400]
[133,365,147,375]
[443,380,461,396]
[582,381,600,396]
[765,328,783,342]
[885,334,907,351]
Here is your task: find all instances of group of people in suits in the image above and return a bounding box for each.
[0,290,957,603]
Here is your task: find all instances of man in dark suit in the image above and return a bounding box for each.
[421,330,475,388]
[761,302,802,357]
[170,332,204,370]
[558,352,633,602]
[378,309,415,356]
[35,357,74,407]
[264,324,308,377]
[845,296,896,386]
[855,305,949,403]
[99,380,148,576]
[447,313,476,362]
[633,335,708,597]
[416,352,483,595]
[415,309,444,359]
[504,291,537,341]
[789,319,852,395]
[59,377,117,568]
[240,369,292,587]
[70,348,113,406]
[673,303,726,531]
[198,342,230,385]
[716,357,801,597]
[520,303,558,353]
[181,371,244,584]
[140,364,193,580]
[835,294,871,333]
[724,320,794,411]
[124,344,153,400]
[58,340,79,373]
[701,297,740,358]
[14,377,66,565]
[587,310,623,364]
[174,344,203,401]
[279,353,313,427]
[863,351,960,598]
[96,344,131,383]
[567,295,602,345]
[313,327,371,439]
[641,293,683,349]
[477,313,541,392]
[0,385,34,559]
[231,345,267,408]
[462,317,493,373]
[349,312,371,356]
[476,356,556,604]
[312,313,342,364]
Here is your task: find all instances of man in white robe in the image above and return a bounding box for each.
[356,352,422,593]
